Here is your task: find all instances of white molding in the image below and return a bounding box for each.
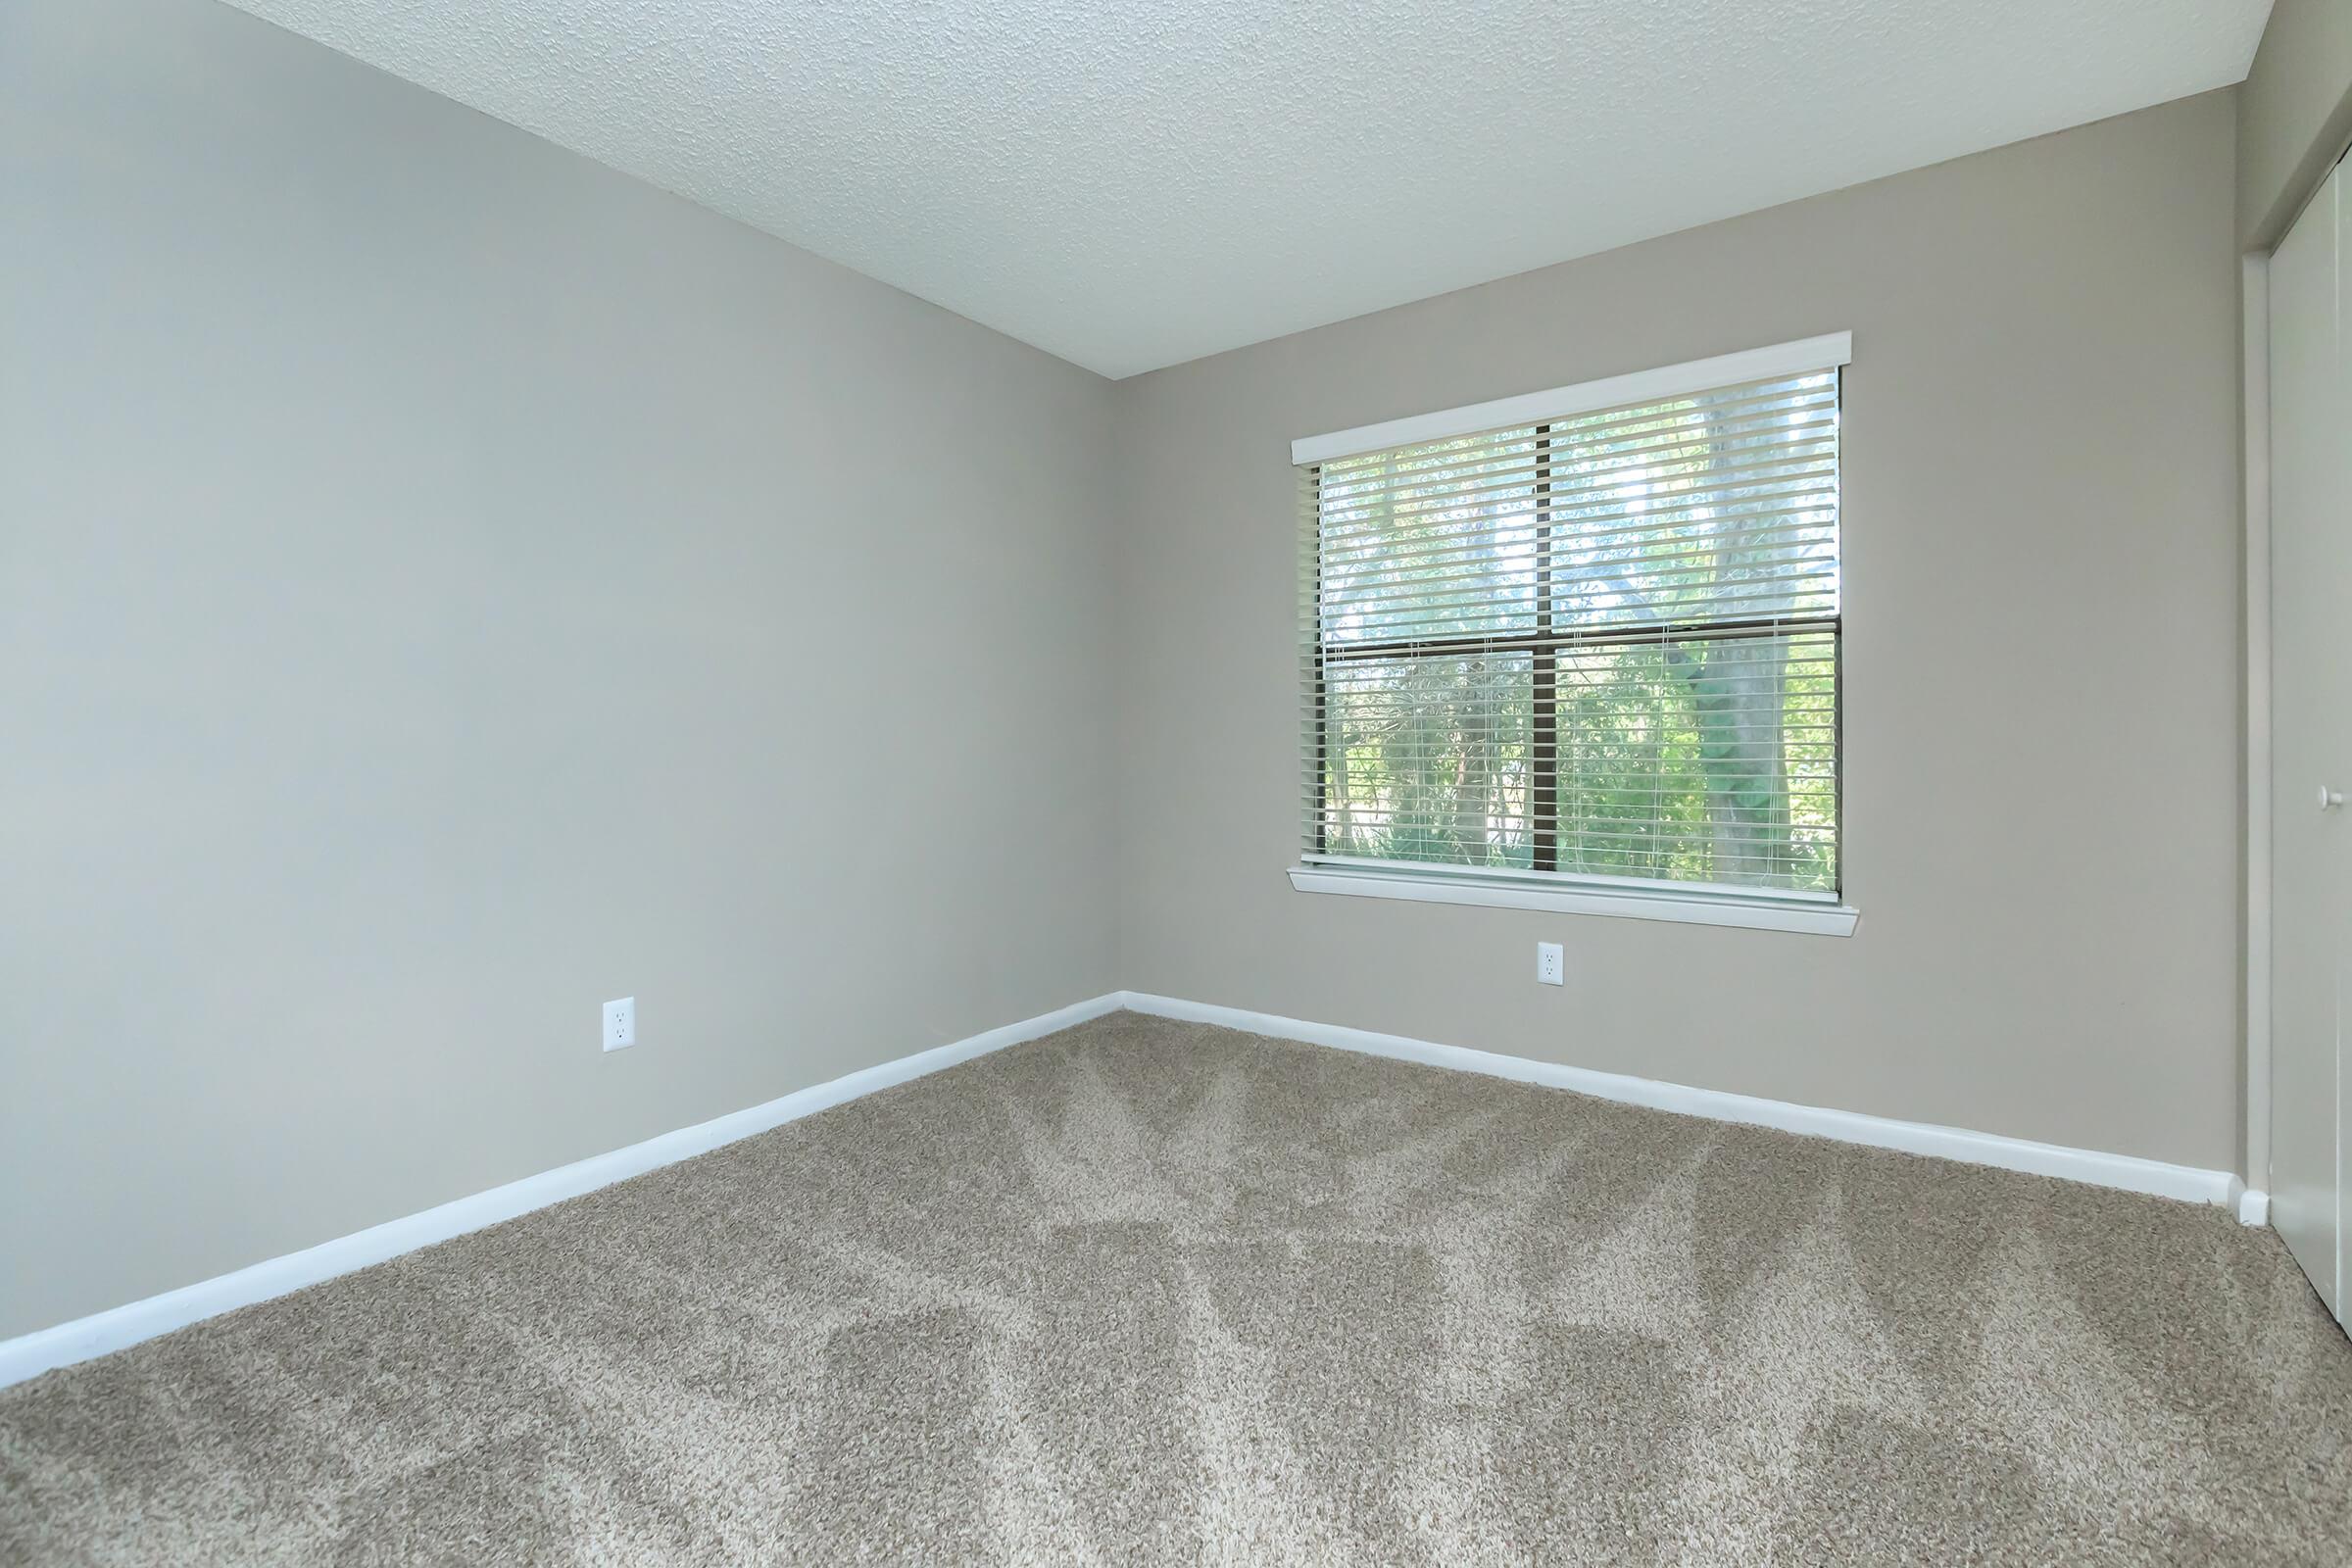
[0,994,1124,1390]
[5,984,2257,1392]
[1291,331,1853,466]
[1117,992,2244,1211]
[1288,864,1859,937]
[2243,250,2274,1203]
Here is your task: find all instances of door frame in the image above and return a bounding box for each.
[2248,146,2352,1229]
[2245,249,2274,1226]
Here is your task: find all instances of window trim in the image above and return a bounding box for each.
[1294,333,1857,931]
[1291,332,1853,466]
[1286,862,1860,938]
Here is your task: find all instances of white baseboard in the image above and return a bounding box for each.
[0,994,1124,1391]
[2,987,2259,1391]
[1116,992,2250,1215]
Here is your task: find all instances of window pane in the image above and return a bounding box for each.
[1317,654,1533,867]
[1555,630,1838,892]
[1547,374,1839,630]
[1316,434,1541,647]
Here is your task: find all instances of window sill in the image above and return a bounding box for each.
[1285,864,1859,937]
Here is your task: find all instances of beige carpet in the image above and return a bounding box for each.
[2,1011,2348,1565]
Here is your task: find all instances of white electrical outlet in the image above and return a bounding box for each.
[603,997,636,1052]
[1536,943,1565,987]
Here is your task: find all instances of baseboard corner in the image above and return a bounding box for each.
[1113,991,2237,1211]
[0,991,1124,1391]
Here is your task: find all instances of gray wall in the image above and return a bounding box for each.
[0,0,1117,1338]
[1112,91,2244,1173]
[2238,0,2352,248]
[0,0,2254,1343]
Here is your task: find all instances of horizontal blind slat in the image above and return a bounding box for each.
[1319,424,1838,519]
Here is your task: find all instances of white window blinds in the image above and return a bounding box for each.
[1298,346,1843,900]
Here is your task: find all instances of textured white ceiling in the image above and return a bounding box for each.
[223,0,2272,377]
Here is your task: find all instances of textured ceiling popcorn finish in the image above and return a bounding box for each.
[223,0,2271,377]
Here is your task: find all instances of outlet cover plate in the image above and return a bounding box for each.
[1536,943,1564,986]
[603,997,636,1052]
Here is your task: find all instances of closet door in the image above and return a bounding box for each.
[2270,160,2347,1323]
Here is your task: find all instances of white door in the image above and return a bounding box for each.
[2269,159,2347,1323]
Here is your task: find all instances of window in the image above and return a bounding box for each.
[1292,336,1852,934]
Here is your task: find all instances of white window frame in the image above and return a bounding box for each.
[1288,334,1860,938]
